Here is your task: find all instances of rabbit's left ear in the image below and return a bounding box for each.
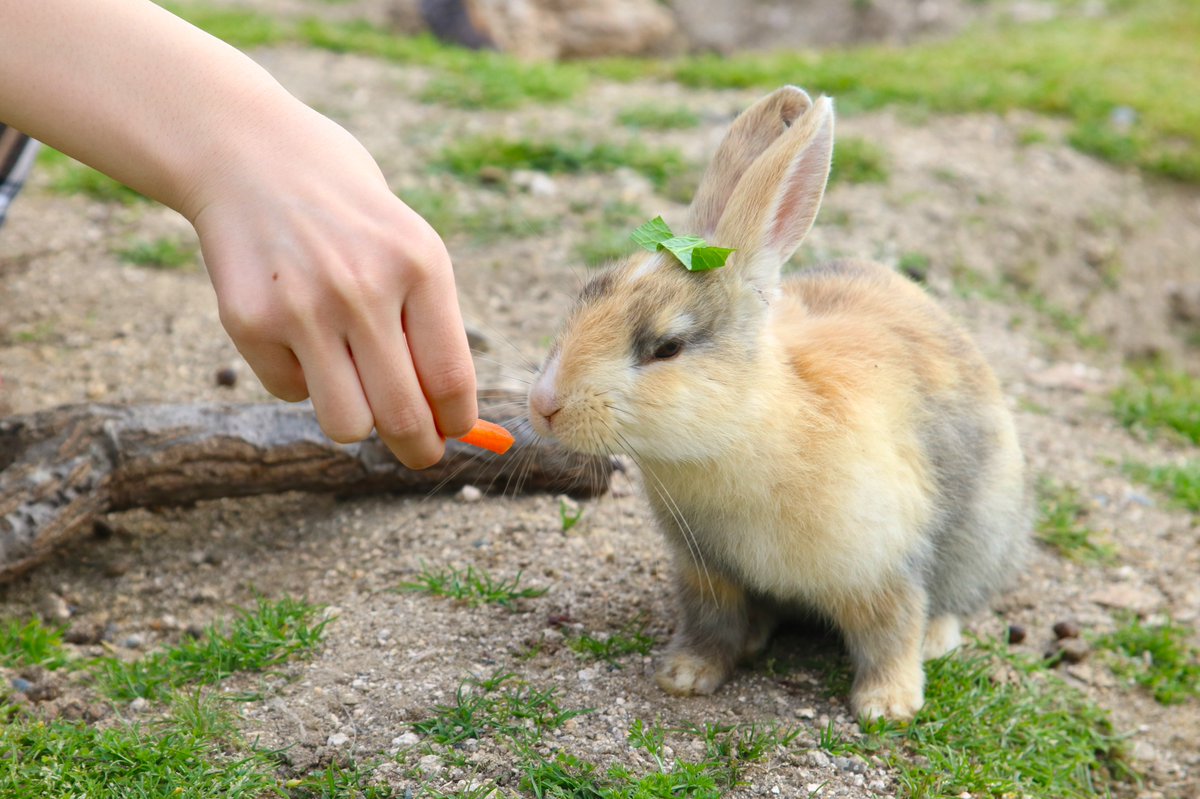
[713,96,834,293]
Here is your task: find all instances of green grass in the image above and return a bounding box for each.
[397,563,547,609]
[559,497,585,531]
[1112,367,1200,444]
[115,236,198,269]
[829,136,890,184]
[572,200,646,267]
[1035,477,1116,563]
[897,251,931,282]
[411,670,588,747]
[97,596,330,701]
[1093,615,1200,705]
[0,617,69,670]
[161,2,1200,184]
[662,0,1200,183]
[617,105,701,131]
[37,148,146,205]
[437,136,693,196]
[410,671,799,797]
[1123,460,1200,512]
[420,55,588,109]
[401,186,553,244]
[0,695,280,798]
[565,618,655,667]
[0,598,403,799]
[829,639,1133,798]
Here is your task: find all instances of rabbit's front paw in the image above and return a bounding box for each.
[655,651,732,696]
[850,671,924,721]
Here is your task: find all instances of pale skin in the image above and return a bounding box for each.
[0,0,477,468]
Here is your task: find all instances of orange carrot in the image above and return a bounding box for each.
[457,419,515,455]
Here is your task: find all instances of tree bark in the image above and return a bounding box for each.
[0,391,613,584]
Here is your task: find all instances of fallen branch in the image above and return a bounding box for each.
[0,391,613,584]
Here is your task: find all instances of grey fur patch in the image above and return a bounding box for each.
[914,399,1022,616]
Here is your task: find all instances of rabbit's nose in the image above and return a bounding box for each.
[529,379,561,426]
[529,361,562,428]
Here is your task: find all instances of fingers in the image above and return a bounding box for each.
[291,335,375,445]
[235,340,308,402]
[403,249,477,441]
[347,314,445,469]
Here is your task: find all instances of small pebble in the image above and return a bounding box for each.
[122,634,145,649]
[65,623,104,645]
[1053,637,1090,664]
[458,484,483,502]
[327,732,350,747]
[1007,624,1027,645]
[10,677,33,695]
[129,697,150,713]
[215,367,238,387]
[392,732,420,748]
[1053,620,1081,640]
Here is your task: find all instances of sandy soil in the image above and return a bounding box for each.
[1,11,1198,799]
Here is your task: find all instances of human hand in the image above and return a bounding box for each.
[188,106,477,469]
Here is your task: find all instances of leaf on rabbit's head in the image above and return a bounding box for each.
[630,216,733,272]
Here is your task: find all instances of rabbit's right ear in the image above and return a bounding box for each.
[685,86,814,238]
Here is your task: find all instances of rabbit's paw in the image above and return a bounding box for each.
[655,651,731,696]
[851,672,924,721]
[922,614,962,660]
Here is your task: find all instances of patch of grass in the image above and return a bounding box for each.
[0,618,69,670]
[37,148,146,205]
[285,760,401,799]
[829,136,890,184]
[1112,367,1200,444]
[897,251,931,282]
[166,2,1200,183]
[617,104,701,131]
[566,618,655,667]
[410,672,800,796]
[1024,291,1107,350]
[1035,477,1116,563]
[436,135,692,195]
[420,55,587,109]
[412,671,589,746]
[572,200,645,267]
[0,695,280,798]
[397,564,547,609]
[665,0,1200,183]
[115,237,197,270]
[832,639,1133,798]
[1123,460,1200,512]
[162,2,290,47]
[1094,614,1200,705]
[401,186,554,244]
[97,596,330,701]
[559,497,585,532]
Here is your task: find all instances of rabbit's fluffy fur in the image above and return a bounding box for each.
[528,86,1028,719]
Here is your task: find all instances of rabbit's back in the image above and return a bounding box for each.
[777,260,1028,615]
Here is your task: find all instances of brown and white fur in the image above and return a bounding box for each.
[527,87,1028,719]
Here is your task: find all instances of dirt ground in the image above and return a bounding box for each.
[1,7,1199,798]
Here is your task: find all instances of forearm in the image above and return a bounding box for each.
[0,0,306,219]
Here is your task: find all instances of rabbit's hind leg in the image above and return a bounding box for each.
[922,613,962,660]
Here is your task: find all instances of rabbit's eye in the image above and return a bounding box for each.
[653,339,683,360]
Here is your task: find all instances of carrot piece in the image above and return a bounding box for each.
[457,419,515,455]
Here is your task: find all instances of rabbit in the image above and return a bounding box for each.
[527,86,1028,720]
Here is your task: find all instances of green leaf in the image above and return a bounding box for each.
[630,215,674,251]
[629,216,734,271]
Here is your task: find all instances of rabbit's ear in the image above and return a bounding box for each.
[686,86,814,238]
[713,95,834,293]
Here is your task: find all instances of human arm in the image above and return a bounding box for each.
[0,0,477,468]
